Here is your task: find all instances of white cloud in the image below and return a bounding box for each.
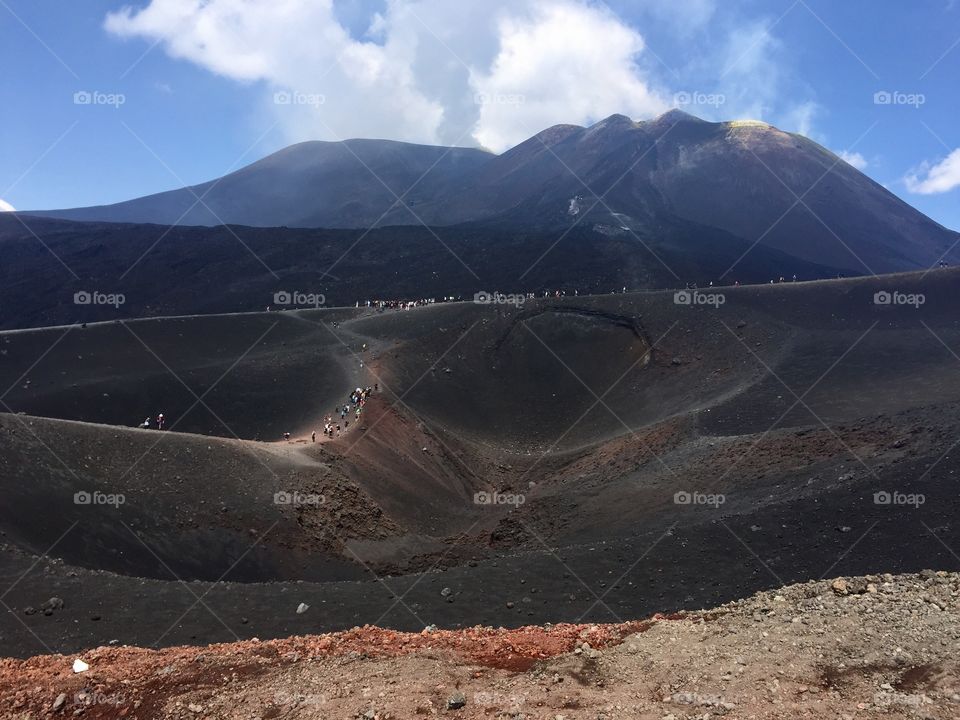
[0,198,15,212]
[712,20,782,122]
[104,0,668,152]
[905,149,960,194]
[721,19,777,81]
[836,150,868,171]
[470,2,668,151]
[778,100,819,138]
[102,0,823,155]
[703,18,822,141]
[106,0,445,145]
[635,0,716,35]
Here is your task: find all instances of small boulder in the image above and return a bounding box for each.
[846,577,869,594]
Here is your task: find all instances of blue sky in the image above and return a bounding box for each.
[1,0,959,229]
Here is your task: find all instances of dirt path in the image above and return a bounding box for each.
[262,312,391,445]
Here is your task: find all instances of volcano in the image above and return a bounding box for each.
[26,111,959,274]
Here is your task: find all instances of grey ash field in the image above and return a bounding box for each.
[1,269,959,661]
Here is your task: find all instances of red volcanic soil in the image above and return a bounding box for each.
[2,573,958,719]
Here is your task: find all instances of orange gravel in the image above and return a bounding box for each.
[0,616,681,715]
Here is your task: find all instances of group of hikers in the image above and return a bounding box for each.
[304,383,378,442]
[684,281,740,289]
[283,272,948,317]
[138,413,166,430]
[359,298,452,310]
[360,288,657,305]
[683,277,794,289]
[136,386,380,443]
[360,291,583,308]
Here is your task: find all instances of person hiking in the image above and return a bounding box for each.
[311,430,316,443]
[139,417,150,429]
[156,413,165,431]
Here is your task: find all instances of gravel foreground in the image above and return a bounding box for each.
[2,572,959,719]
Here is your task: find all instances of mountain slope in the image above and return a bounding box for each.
[30,139,493,228]
[0,213,857,331]
[398,111,958,273]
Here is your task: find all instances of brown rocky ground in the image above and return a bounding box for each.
[3,571,958,720]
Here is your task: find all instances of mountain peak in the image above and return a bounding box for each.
[725,118,774,130]
[592,113,636,129]
[601,112,634,123]
[529,123,583,147]
[580,114,637,139]
[654,109,706,124]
